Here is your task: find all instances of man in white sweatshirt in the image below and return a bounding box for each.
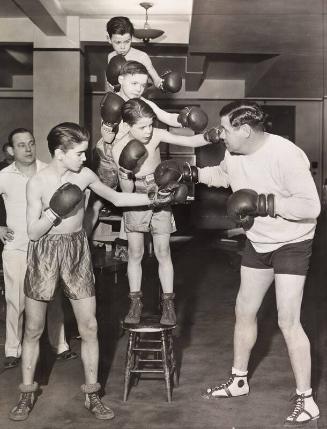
[184,100,321,427]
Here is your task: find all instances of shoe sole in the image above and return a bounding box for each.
[9,414,30,421]
[94,413,115,420]
[283,415,319,428]
[202,392,249,400]
[85,407,115,420]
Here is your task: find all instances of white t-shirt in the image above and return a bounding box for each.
[0,160,47,252]
[198,134,321,252]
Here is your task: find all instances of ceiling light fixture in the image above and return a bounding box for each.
[134,2,164,43]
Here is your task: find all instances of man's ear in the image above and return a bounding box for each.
[7,146,14,157]
[106,34,111,44]
[240,124,251,138]
[118,75,123,85]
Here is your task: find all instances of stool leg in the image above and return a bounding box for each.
[161,331,172,403]
[123,331,135,401]
[169,332,179,387]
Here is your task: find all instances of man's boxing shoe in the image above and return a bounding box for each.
[160,293,177,325]
[284,391,319,427]
[9,382,39,421]
[4,356,20,369]
[56,349,78,361]
[202,373,249,399]
[124,292,143,324]
[81,383,114,420]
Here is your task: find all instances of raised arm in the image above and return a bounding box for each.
[146,63,163,89]
[143,98,180,128]
[158,129,209,148]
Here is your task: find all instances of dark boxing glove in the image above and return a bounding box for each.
[106,54,126,89]
[203,127,222,144]
[154,160,183,187]
[44,183,84,226]
[182,162,198,184]
[177,107,208,133]
[148,182,188,208]
[100,92,124,130]
[160,71,182,94]
[119,139,147,178]
[227,189,276,230]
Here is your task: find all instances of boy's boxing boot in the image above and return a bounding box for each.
[9,382,39,421]
[82,383,114,420]
[124,291,143,324]
[160,293,177,325]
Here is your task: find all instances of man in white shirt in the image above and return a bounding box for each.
[0,128,76,369]
[184,100,321,427]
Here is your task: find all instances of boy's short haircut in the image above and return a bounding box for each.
[106,16,134,38]
[122,98,156,126]
[47,122,90,156]
[8,128,33,147]
[119,60,148,77]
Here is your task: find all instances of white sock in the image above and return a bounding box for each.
[296,388,312,396]
[232,367,248,377]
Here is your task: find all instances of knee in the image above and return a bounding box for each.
[277,315,300,336]
[128,247,144,262]
[235,296,256,322]
[78,317,98,341]
[24,320,44,342]
[154,246,171,262]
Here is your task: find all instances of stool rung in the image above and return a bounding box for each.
[131,369,164,374]
[138,358,161,363]
[133,347,161,352]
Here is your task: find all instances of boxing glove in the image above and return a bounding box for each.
[44,183,84,226]
[154,160,183,187]
[160,71,182,94]
[100,92,124,127]
[119,139,147,177]
[148,182,188,208]
[227,189,276,229]
[182,162,198,184]
[203,127,222,144]
[106,54,126,87]
[177,107,208,133]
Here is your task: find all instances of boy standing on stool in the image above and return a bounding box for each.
[106,16,176,91]
[112,98,211,326]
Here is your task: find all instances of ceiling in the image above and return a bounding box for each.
[0,0,193,18]
[0,0,323,97]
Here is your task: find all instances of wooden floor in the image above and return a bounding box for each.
[0,214,326,428]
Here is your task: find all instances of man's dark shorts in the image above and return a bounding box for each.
[24,230,95,301]
[241,239,313,276]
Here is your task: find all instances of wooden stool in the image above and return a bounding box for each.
[122,315,178,402]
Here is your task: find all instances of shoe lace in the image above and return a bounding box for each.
[211,375,235,392]
[288,394,305,419]
[88,393,107,414]
[16,393,32,414]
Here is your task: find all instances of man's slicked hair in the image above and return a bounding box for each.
[220,100,267,132]
[47,122,90,157]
